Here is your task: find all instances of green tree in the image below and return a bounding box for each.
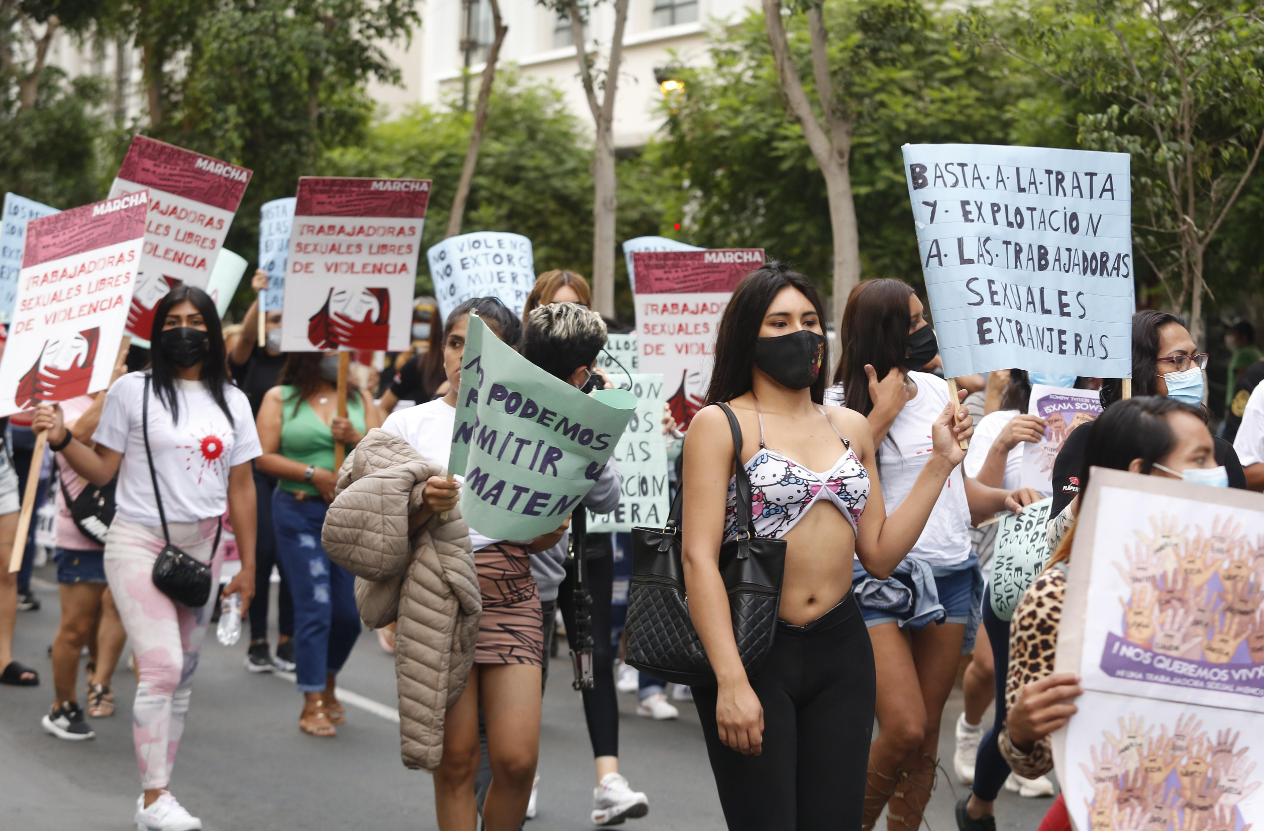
[651,0,1056,299]
[961,0,1264,345]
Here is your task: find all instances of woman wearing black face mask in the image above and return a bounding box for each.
[254,351,381,736]
[826,278,1041,831]
[33,286,261,829]
[681,263,973,830]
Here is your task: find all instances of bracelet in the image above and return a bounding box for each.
[49,432,73,452]
[304,465,316,482]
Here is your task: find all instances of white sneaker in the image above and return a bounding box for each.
[1005,772,1057,797]
[526,774,539,820]
[954,712,984,785]
[616,662,639,694]
[670,684,693,703]
[134,792,202,831]
[636,693,679,721]
[592,773,649,826]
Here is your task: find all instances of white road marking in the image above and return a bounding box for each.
[272,670,401,724]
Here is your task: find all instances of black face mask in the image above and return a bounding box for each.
[160,327,210,368]
[904,325,938,371]
[753,330,826,390]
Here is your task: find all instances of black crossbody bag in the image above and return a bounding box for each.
[623,402,787,687]
[59,473,116,548]
[143,376,221,608]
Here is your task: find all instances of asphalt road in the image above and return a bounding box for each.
[2,569,1056,830]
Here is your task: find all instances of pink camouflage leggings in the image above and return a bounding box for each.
[104,516,223,791]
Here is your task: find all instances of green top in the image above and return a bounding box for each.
[1227,346,1262,406]
[277,385,367,495]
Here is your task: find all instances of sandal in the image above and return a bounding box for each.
[87,684,115,718]
[299,700,337,737]
[0,660,39,686]
[323,690,346,725]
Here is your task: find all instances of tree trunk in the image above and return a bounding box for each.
[1189,244,1205,349]
[13,15,58,114]
[447,0,507,239]
[140,43,162,128]
[823,157,860,330]
[591,124,618,317]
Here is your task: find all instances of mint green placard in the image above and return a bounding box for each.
[989,497,1054,621]
[587,374,668,533]
[449,314,637,540]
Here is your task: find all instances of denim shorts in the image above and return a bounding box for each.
[55,547,108,585]
[856,558,979,628]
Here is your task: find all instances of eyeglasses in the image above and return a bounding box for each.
[1155,353,1209,372]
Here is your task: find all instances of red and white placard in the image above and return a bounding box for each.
[107,136,252,339]
[279,177,430,353]
[0,192,147,417]
[632,248,763,429]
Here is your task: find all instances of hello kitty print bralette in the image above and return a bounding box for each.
[723,408,869,542]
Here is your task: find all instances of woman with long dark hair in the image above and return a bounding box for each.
[827,278,1039,831]
[34,285,260,831]
[254,351,382,736]
[681,263,974,829]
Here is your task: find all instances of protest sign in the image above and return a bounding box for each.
[258,197,295,313]
[0,194,59,324]
[427,232,535,322]
[0,192,147,417]
[988,497,1053,621]
[108,136,252,340]
[1054,468,1264,831]
[279,177,429,353]
[622,236,701,295]
[587,373,668,533]
[1021,384,1103,495]
[448,314,637,541]
[632,248,763,430]
[596,332,638,380]
[206,250,247,318]
[901,144,1133,380]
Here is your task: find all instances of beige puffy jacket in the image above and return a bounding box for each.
[322,429,480,771]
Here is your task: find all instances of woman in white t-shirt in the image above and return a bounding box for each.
[35,286,260,831]
[826,279,1040,831]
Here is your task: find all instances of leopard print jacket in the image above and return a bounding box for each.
[997,565,1065,779]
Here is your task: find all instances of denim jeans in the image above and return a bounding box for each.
[249,469,293,642]
[271,489,361,692]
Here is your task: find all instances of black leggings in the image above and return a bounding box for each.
[971,584,1013,801]
[556,533,617,759]
[693,592,876,831]
[248,470,294,642]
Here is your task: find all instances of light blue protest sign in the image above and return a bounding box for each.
[588,373,668,533]
[596,332,638,380]
[258,197,295,312]
[901,144,1134,379]
[0,194,59,324]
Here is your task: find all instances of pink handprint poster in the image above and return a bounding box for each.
[0,192,146,417]
[1055,469,1264,830]
[278,177,429,353]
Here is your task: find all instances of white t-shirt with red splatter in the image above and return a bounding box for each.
[94,372,261,526]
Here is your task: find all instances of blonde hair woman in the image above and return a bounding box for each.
[522,270,591,323]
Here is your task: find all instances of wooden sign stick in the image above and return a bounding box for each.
[257,297,267,348]
[8,429,46,574]
[947,377,970,450]
[1121,378,1132,400]
[333,351,350,470]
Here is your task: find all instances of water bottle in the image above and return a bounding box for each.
[217,593,242,646]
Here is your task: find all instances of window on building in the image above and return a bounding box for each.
[652,0,699,28]
[554,12,574,48]
[461,0,496,64]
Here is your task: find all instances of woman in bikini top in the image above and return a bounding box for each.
[679,262,973,831]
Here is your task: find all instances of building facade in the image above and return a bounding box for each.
[369,0,759,149]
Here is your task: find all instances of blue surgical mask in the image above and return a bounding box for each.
[1162,367,1205,406]
[1030,371,1078,388]
[1155,463,1229,489]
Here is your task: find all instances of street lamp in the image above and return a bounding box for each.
[654,67,685,96]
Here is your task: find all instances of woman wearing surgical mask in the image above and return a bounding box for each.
[682,264,973,829]
[826,278,1041,831]
[33,286,260,831]
[254,351,382,737]
[1048,310,1246,525]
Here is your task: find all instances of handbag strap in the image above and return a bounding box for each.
[142,375,172,546]
[661,402,755,540]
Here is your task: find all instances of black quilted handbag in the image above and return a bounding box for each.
[623,402,786,686]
